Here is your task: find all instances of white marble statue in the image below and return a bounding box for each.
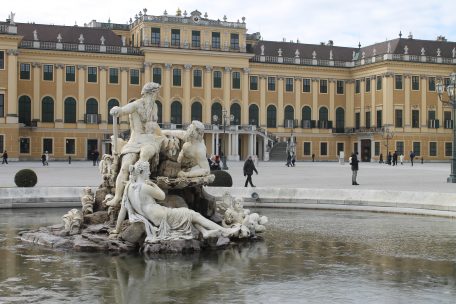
[111,161,240,242]
[81,187,95,215]
[176,120,210,178]
[62,209,83,235]
[437,48,441,57]
[222,197,267,237]
[260,44,265,56]
[107,82,178,207]
[57,33,62,43]
[329,49,333,60]
[33,29,38,41]
[100,35,106,45]
[278,48,282,57]
[78,34,84,44]
[404,45,408,55]
[453,48,456,58]
[421,47,425,56]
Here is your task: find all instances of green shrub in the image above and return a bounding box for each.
[208,170,233,187]
[14,169,38,187]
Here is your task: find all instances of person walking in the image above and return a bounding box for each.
[350,152,359,185]
[1,150,8,164]
[379,153,383,164]
[393,151,398,166]
[387,152,392,165]
[243,155,258,187]
[399,153,404,165]
[92,149,99,166]
[41,153,47,166]
[410,151,416,166]
[44,151,49,165]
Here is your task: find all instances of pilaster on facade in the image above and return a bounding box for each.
[163,64,172,123]
[420,76,427,128]
[120,67,129,109]
[183,64,192,123]
[311,79,319,125]
[144,62,152,83]
[99,68,108,124]
[259,75,267,127]
[370,78,376,127]
[241,68,249,124]
[223,67,232,114]
[360,78,365,127]
[204,65,212,123]
[6,49,19,123]
[295,78,302,125]
[277,76,284,127]
[329,78,335,123]
[77,66,86,125]
[55,65,64,123]
[32,63,41,122]
[404,74,411,128]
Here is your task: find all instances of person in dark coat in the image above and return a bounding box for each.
[387,152,392,165]
[243,155,258,187]
[92,149,100,166]
[410,151,416,166]
[392,151,398,166]
[2,150,8,164]
[350,152,359,185]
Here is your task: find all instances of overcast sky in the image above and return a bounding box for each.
[5,0,456,47]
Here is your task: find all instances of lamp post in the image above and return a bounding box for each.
[220,109,234,170]
[436,73,456,183]
[382,125,394,164]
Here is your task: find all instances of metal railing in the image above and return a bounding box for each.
[19,40,142,55]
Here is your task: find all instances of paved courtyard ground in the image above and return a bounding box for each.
[1,160,455,194]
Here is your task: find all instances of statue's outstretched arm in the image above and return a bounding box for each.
[110,101,138,117]
[143,183,166,201]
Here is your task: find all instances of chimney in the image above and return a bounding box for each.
[436,35,447,42]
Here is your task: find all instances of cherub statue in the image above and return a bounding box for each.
[62,209,83,235]
[81,187,95,215]
[110,161,239,242]
[222,197,268,236]
[176,120,210,178]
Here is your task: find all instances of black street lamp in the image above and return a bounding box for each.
[215,109,233,170]
[382,125,394,162]
[436,73,456,183]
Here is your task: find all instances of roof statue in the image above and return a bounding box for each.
[278,48,282,57]
[297,49,302,58]
[9,12,15,25]
[352,51,356,60]
[421,47,425,56]
[437,48,441,57]
[78,34,84,44]
[453,48,456,58]
[329,49,333,60]
[387,42,391,53]
[373,48,377,56]
[260,44,264,56]
[362,51,365,59]
[100,36,105,45]
[57,33,62,43]
[33,29,38,41]
[404,45,408,55]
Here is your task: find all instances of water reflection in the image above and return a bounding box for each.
[0,208,456,303]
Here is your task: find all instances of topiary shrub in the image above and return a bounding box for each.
[14,169,38,187]
[208,170,233,187]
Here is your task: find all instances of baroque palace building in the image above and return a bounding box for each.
[1,9,456,162]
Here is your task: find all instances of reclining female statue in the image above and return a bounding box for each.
[111,160,239,242]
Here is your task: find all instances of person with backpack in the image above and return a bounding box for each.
[243,155,258,187]
[410,151,416,166]
[350,152,359,185]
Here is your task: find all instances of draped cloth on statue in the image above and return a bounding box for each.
[122,183,194,243]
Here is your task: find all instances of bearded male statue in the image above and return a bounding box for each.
[107,82,167,207]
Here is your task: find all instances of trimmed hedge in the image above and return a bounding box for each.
[208,170,233,187]
[14,169,38,187]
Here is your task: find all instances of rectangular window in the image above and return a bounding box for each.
[444,77,451,87]
[412,76,420,90]
[428,110,436,121]
[172,68,181,86]
[171,29,180,47]
[337,143,344,157]
[43,138,53,154]
[365,111,371,128]
[87,66,97,83]
[365,77,371,92]
[413,142,421,156]
[230,33,239,50]
[395,109,403,127]
[192,30,201,48]
[0,94,4,117]
[336,80,344,94]
[376,76,382,90]
[320,142,328,156]
[396,141,404,155]
[65,138,75,154]
[355,112,360,129]
[374,142,380,156]
[428,77,436,91]
[320,79,328,93]
[151,27,160,45]
[20,63,31,80]
[213,71,222,88]
[445,142,452,157]
[376,110,382,128]
[20,138,30,154]
[130,69,140,85]
[412,110,420,128]
[268,77,276,91]
[395,75,403,90]
[66,66,76,82]
[0,135,3,154]
[303,78,311,92]
[0,51,4,69]
[303,142,311,156]
[43,64,54,81]
[193,69,202,87]
[444,111,452,129]
[232,72,241,89]
[250,76,258,90]
[429,142,437,156]
[152,67,161,84]
[355,79,360,93]
[212,32,220,49]
[109,68,119,84]
[285,78,294,92]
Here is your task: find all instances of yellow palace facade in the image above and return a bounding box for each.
[1,9,456,162]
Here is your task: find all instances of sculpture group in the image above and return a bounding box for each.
[56,82,267,253]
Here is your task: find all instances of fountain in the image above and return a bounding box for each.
[20,82,267,254]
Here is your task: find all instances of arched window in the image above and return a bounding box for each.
[302,106,312,121]
[284,105,294,120]
[64,97,77,123]
[336,107,345,129]
[230,103,241,125]
[107,99,119,124]
[171,100,182,126]
[211,102,222,124]
[41,96,54,122]
[319,107,328,122]
[156,100,162,123]
[249,104,259,126]
[86,98,98,114]
[191,101,202,122]
[18,96,32,126]
[267,105,276,128]
[301,106,312,128]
